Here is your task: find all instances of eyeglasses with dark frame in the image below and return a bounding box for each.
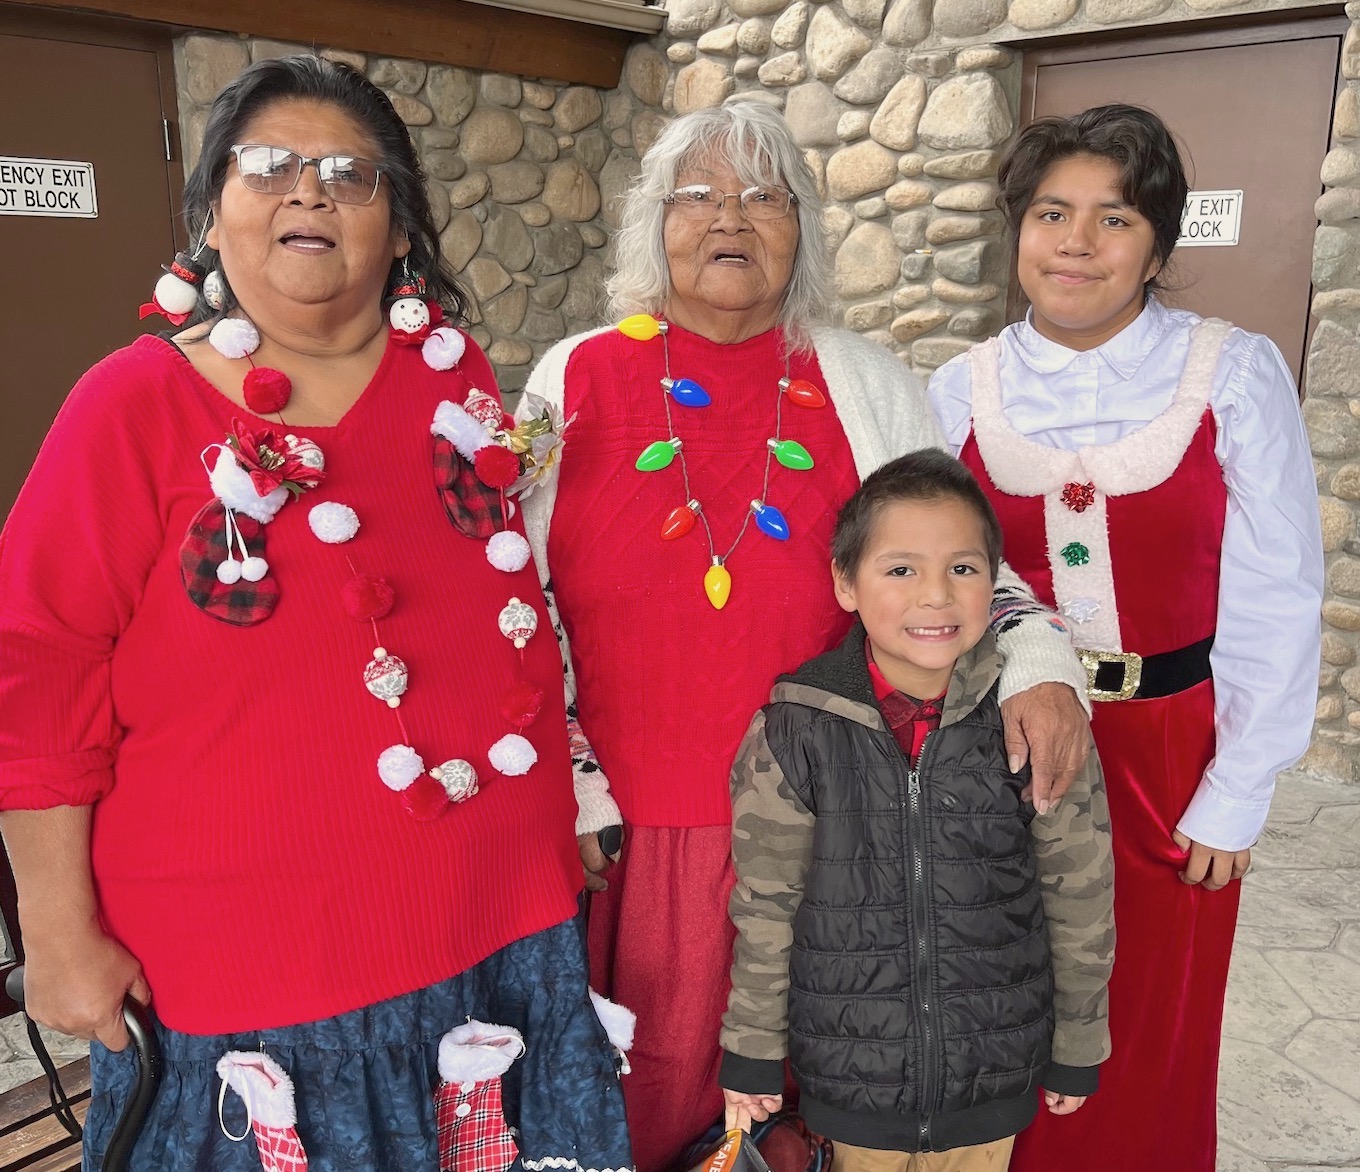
[663,183,798,220]
[229,144,386,205]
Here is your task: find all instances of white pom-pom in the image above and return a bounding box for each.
[486,531,531,573]
[308,502,360,544]
[431,400,493,459]
[240,556,269,582]
[422,326,466,371]
[389,297,431,334]
[155,272,199,315]
[590,990,637,1053]
[208,449,289,523]
[216,558,242,585]
[378,744,424,791]
[488,733,537,776]
[208,317,260,360]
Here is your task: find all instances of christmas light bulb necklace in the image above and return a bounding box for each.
[618,313,825,610]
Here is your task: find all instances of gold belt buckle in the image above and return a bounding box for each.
[1078,649,1143,702]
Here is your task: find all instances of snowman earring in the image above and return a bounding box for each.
[387,257,443,346]
[140,216,213,326]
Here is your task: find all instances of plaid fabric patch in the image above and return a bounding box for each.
[433,435,508,541]
[252,1123,309,1172]
[435,1077,519,1172]
[179,498,280,626]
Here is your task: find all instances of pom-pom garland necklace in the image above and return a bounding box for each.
[185,300,557,818]
[616,313,825,611]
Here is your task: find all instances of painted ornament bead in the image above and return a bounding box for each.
[203,269,227,311]
[285,435,326,473]
[430,758,478,804]
[463,389,507,431]
[704,561,732,610]
[617,314,666,342]
[498,598,538,649]
[365,651,409,707]
[780,377,826,409]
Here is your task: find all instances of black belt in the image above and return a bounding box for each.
[1077,636,1214,702]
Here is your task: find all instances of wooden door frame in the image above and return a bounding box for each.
[1004,10,1348,341]
[0,4,186,250]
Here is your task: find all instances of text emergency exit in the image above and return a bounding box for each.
[1178,190,1242,247]
[0,156,98,218]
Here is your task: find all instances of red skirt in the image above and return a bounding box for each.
[1011,680,1239,1172]
[587,825,737,1172]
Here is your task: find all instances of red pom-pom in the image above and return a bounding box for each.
[474,445,521,489]
[401,773,450,821]
[500,682,545,729]
[243,366,292,414]
[342,573,395,621]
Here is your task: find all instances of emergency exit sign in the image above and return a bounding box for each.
[1179,190,1242,247]
[0,155,98,218]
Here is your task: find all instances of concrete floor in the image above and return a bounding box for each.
[1,772,1358,1168]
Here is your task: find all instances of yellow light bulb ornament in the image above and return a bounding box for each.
[704,559,732,610]
[617,314,667,342]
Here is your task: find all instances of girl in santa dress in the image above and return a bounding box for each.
[928,104,1322,1172]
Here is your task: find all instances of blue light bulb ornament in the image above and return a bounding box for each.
[750,500,790,541]
[661,377,711,408]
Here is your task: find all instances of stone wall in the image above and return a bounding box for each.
[174,33,664,392]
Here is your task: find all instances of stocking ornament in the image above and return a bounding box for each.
[216,1051,309,1172]
[434,1021,525,1172]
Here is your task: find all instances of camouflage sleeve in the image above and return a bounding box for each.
[1029,749,1115,1092]
[719,707,816,1078]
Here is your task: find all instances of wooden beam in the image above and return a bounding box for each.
[16,0,638,86]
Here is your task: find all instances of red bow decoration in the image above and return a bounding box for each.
[226,419,326,498]
[389,300,445,346]
[1061,481,1097,513]
[139,297,191,327]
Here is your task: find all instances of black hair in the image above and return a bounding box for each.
[180,54,468,326]
[997,103,1188,295]
[832,449,1003,581]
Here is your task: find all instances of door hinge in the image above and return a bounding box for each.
[162,118,174,163]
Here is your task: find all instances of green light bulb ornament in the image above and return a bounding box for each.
[768,438,814,470]
[636,438,683,471]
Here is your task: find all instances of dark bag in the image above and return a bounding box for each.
[685,1114,833,1172]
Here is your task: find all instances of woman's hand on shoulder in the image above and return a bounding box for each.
[1171,830,1251,891]
[21,921,150,1052]
[723,1087,783,1132]
[1000,682,1092,813]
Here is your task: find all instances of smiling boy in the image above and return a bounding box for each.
[717,450,1115,1170]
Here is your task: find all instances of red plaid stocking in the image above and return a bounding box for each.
[433,435,508,540]
[435,1021,525,1172]
[180,499,280,625]
[216,1051,308,1172]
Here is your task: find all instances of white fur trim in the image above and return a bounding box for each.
[488,733,536,776]
[216,1051,298,1129]
[589,990,636,1052]
[970,321,1232,498]
[377,744,423,791]
[423,326,467,371]
[308,501,360,544]
[487,530,531,572]
[1043,490,1120,653]
[437,1021,525,1085]
[432,400,493,458]
[208,448,289,524]
[208,317,260,360]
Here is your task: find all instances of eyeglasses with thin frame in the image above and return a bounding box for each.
[663,183,797,221]
[229,144,386,205]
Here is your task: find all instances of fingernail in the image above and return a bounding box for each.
[1037,799,1050,815]
[1008,754,1022,774]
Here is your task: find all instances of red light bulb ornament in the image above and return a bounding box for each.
[750,500,790,541]
[661,499,702,541]
[780,376,826,409]
[636,438,682,471]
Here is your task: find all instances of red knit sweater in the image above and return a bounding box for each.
[0,335,580,1033]
[548,324,862,827]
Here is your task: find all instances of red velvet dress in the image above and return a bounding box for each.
[959,326,1236,1172]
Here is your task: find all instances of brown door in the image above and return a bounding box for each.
[1018,16,1344,387]
[0,9,182,1015]
[0,10,184,525]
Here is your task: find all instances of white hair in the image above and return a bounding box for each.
[606,102,831,347]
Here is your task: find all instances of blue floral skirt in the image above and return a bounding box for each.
[83,916,633,1171]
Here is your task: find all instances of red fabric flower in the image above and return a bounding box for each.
[1061,481,1096,513]
[342,574,395,621]
[474,445,521,490]
[227,419,326,497]
[243,367,293,415]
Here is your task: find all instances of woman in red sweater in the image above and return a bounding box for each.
[0,56,631,1170]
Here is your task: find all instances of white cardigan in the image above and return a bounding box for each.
[521,325,1089,833]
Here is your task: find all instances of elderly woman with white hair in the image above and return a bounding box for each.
[521,102,1091,1167]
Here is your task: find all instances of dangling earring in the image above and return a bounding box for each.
[203,268,229,311]
[387,254,442,345]
[139,214,213,326]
